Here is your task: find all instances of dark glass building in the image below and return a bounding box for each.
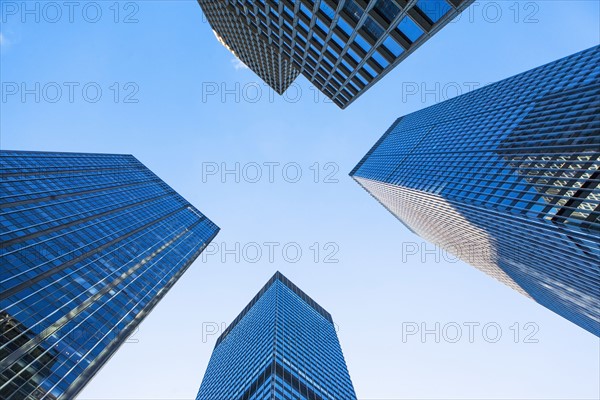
[0,151,220,399]
[350,46,600,336]
[198,0,473,108]
[196,271,357,400]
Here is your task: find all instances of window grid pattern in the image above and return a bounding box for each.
[199,0,473,108]
[201,0,300,94]
[350,46,600,336]
[196,272,357,400]
[0,151,220,399]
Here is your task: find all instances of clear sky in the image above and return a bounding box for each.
[1,1,599,399]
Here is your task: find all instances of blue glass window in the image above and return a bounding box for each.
[354,34,371,52]
[362,63,376,78]
[372,51,389,68]
[319,1,336,19]
[416,0,451,23]
[343,0,363,23]
[337,17,353,36]
[374,0,400,22]
[398,16,423,42]
[384,36,404,57]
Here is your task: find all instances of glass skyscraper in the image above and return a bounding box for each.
[0,151,220,399]
[196,271,357,400]
[198,0,473,108]
[350,45,600,336]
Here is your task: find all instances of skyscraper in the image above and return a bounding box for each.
[350,45,600,336]
[196,271,357,400]
[198,0,473,108]
[0,150,220,399]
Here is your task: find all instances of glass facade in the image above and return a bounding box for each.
[196,271,357,400]
[350,45,600,336]
[198,0,473,108]
[0,151,220,399]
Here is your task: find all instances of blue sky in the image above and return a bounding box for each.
[1,1,599,398]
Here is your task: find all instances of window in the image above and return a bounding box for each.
[383,37,404,57]
[372,51,389,68]
[354,35,370,52]
[397,16,423,42]
[416,0,451,23]
[374,0,400,23]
